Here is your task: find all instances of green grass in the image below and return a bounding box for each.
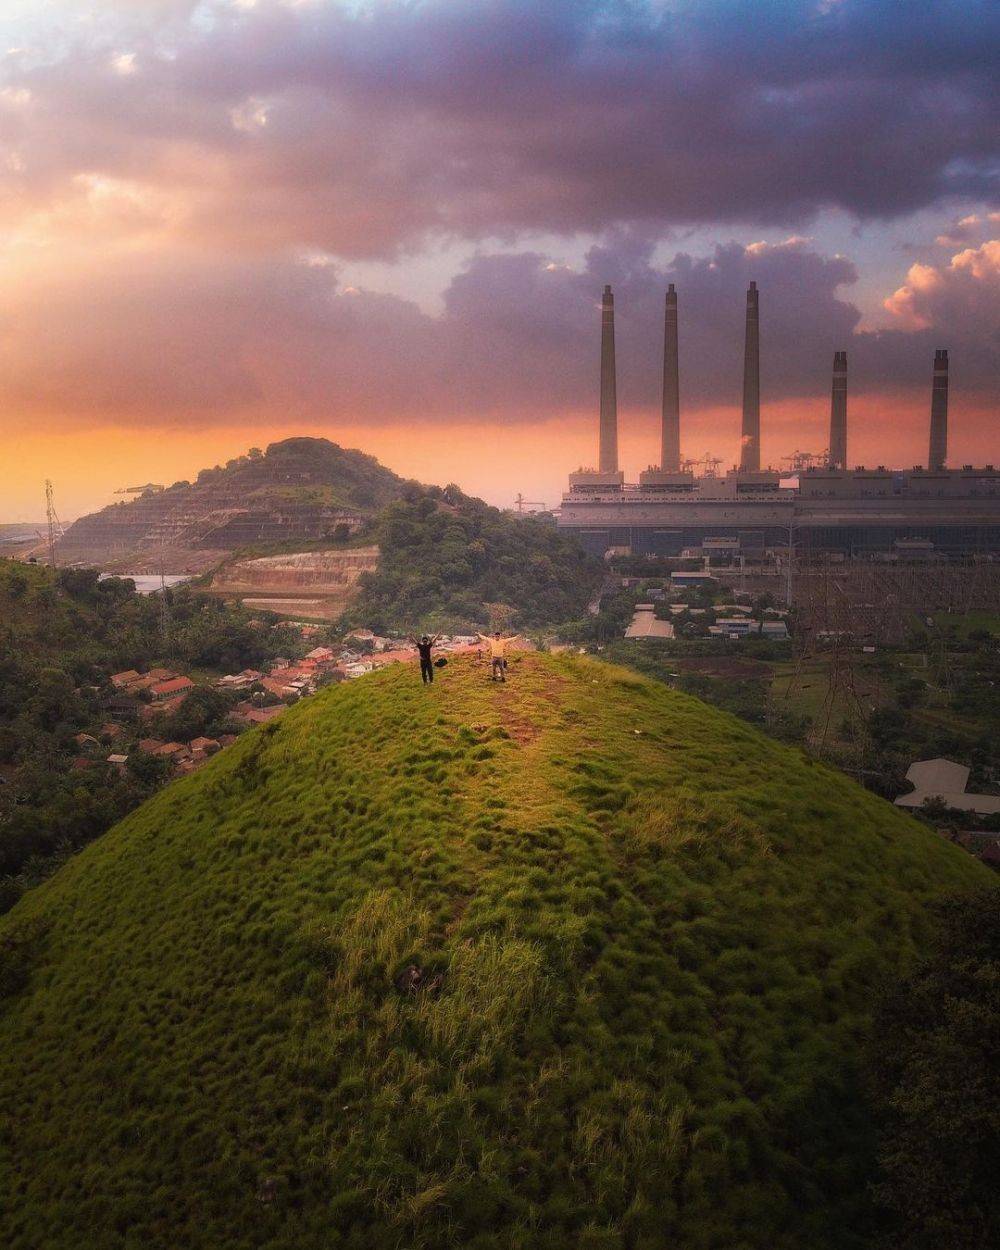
[0,653,991,1250]
[919,610,1000,639]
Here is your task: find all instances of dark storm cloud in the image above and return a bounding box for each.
[3,232,993,428]
[2,0,997,255]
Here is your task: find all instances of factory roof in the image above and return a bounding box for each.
[625,607,675,639]
[894,757,1000,815]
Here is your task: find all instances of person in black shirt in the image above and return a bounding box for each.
[410,634,441,684]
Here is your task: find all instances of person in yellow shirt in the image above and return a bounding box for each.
[478,631,520,682]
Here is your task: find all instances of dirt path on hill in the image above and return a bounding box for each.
[492,654,570,747]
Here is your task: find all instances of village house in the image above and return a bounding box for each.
[102,692,141,721]
[260,676,295,699]
[127,668,179,693]
[150,676,195,701]
[107,754,129,770]
[110,670,141,689]
[370,649,418,668]
[233,702,286,726]
[141,693,188,722]
[216,670,260,691]
[189,737,221,756]
[153,742,189,760]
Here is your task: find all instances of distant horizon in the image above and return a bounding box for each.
[6,394,999,528]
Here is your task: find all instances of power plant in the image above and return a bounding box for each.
[558,284,1000,559]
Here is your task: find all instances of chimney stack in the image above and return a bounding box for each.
[928,348,948,471]
[599,284,618,473]
[829,351,848,469]
[740,281,760,471]
[661,284,681,471]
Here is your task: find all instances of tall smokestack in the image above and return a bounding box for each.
[599,284,618,473]
[661,284,680,471]
[928,348,949,471]
[740,281,760,471]
[829,351,848,469]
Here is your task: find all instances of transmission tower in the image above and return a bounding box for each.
[44,479,63,567]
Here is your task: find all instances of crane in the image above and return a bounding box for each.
[781,450,828,474]
[513,493,546,513]
[681,455,724,478]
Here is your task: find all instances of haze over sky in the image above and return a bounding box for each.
[0,0,997,519]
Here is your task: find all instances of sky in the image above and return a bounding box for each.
[0,0,997,520]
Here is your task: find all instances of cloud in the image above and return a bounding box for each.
[0,1,993,461]
[884,239,1000,344]
[0,0,996,256]
[0,230,992,436]
[933,209,999,247]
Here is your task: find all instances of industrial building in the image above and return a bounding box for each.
[558,284,1000,559]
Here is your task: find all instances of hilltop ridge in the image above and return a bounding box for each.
[0,652,990,1249]
[56,438,408,571]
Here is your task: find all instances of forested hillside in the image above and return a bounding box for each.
[0,561,299,908]
[354,483,603,629]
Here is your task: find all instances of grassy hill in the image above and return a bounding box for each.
[0,652,991,1249]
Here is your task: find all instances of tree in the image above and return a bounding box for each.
[866,886,1000,1249]
[158,687,235,741]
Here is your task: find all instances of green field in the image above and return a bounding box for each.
[919,610,1000,639]
[1,652,990,1249]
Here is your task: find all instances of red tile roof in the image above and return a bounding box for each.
[150,676,195,697]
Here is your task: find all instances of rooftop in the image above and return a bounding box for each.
[895,757,1000,815]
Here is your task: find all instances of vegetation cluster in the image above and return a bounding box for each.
[0,561,302,909]
[352,483,604,631]
[187,438,407,513]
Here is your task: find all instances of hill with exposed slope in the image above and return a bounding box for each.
[0,653,991,1249]
[55,438,408,572]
